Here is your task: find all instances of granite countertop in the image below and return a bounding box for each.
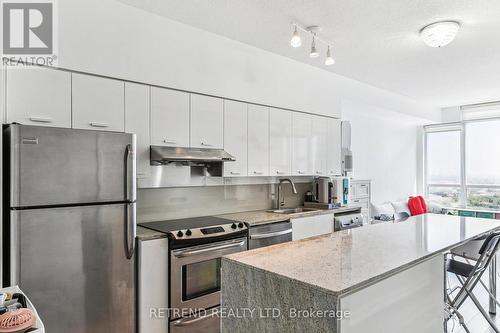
[217,206,360,226]
[136,206,361,238]
[136,225,167,241]
[224,213,500,296]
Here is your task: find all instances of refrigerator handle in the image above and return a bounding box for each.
[126,202,136,259]
[10,211,20,285]
[125,143,136,202]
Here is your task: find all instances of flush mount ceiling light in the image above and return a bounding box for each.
[420,21,461,48]
[290,23,335,65]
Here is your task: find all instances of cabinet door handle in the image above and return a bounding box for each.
[297,171,305,174]
[89,122,109,128]
[29,117,52,123]
[316,171,322,174]
[276,171,286,175]
[163,139,177,144]
[230,172,241,175]
[253,171,263,175]
[201,142,213,147]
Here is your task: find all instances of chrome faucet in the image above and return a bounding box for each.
[276,178,298,209]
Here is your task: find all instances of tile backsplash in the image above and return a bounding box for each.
[137,183,311,222]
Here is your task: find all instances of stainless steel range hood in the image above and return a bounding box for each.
[150,145,236,164]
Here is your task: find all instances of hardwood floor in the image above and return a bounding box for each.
[446,272,500,332]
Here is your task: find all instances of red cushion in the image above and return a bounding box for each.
[408,196,428,216]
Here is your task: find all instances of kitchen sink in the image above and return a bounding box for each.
[267,207,319,214]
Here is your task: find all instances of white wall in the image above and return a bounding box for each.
[342,99,430,204]
[49,0,440,204]
[57,0,440,121]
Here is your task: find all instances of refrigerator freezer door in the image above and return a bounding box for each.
[10,204,135,333]
[8,125,135,207]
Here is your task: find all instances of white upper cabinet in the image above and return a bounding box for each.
[247,104,269,177]
[223,100,248,177]
[311,115,328,176]
[150,87,189,147]
[190,95,223,149]
[269,108,292,176]
[72,73,125,132]
[125,83,150,179]
[327,118,342,176]
[6,67,71,127]
[292,112,311,176]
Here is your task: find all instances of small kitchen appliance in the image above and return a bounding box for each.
[313,177,334,204]
[332,176,350,207]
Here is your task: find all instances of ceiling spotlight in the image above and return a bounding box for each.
[420,21,460,48]
[325,46,335,65]
[309,36,319,58]
[290,25,302,48]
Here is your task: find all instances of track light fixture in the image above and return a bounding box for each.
[310,36,319,58]
[290,23,335,66]
[325,46,334,65]
[290,25,302,48]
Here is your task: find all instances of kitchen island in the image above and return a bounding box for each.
[221,214,500,333]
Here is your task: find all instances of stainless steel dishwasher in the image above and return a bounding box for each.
[248,220,293,249]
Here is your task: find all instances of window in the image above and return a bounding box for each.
[424,117,500,210]
[425,127,463,208]
[426,130,461,185]
[465,119,500,209]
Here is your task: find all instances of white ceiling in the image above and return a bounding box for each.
[118,0,500,108]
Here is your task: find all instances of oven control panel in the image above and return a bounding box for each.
[169,222,247,241]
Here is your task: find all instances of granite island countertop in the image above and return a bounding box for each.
[223,213,500,296]
[217,206,360,226]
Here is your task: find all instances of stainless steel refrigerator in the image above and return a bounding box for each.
[2,124,136,333]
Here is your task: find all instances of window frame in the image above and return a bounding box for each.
[424,117,500,210]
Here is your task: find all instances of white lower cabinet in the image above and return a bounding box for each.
[223,100,248,177]
[292,112,311,176]
[6,67,71,127]
[138,237,169,333]
[125,82,150,179]
[72,73,125,132]
[311,115,328,176]
[291,213,334,241]
[247,104,269,176]
[350,179,372,221]
[269,108,292,176]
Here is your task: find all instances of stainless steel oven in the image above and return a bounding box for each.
[170,237,247,314]
[170,307,221,333]
[140,216,248,333]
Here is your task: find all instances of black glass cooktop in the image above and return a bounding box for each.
[139,216,235,234]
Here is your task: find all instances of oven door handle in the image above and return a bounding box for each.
[172,307,219,327]
[250,228,292,240]
[173,239,246,258]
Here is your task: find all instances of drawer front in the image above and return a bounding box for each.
[355,183,370,198]
[351,198,369,210]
